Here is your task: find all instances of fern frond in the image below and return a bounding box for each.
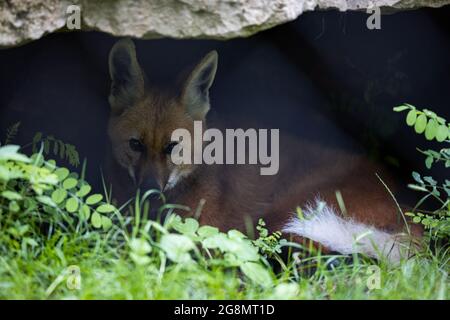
[4,121,21,145]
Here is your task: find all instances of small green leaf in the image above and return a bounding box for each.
[54,168,69,181]
[425,156,433,169]
[423,176,437,186]
[1,190,22,201]
[0,145,30,162]
[91,212,102,228]
[408,184,428,192]
[393,105,410,112]
[0,166,9,181]
[86,194,103,205]
[130,253,151,266]
[435,125,449,142]
[63,177,78,190]
[51,188,67,204]
[129,238,152,255]
[43,140,50,154]
[240,262,273,288]
[101,216,113,230]
[76,184,91,198]
[37,196,56,207]
[202,233,229,250]
[435,116,446,125]
[406,110,417,126]
[173,218,199,235]
[424,119,437,141]
[96,204,116,213]
[129,239,152,265]
[44,159,57,171]
[422,109,437,118]
[412,171,422,183]
[160,234,195,263]
[80,204,90,220]
[228,229,246,239]
[31,153,44,167]
[197,225,219,238]
[414,114,427,134]
[65,197,79,213]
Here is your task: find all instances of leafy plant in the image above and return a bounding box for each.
[253,219,287,257]
[161,214,276,287]
[2,121,21,146]
[31,132,80,167]
[394,104,449,142]
[394,104,450,241]
[0,144,114,258]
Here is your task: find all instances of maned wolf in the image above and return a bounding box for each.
[106,39,421,263]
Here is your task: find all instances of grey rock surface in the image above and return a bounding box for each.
[1,0,448,47]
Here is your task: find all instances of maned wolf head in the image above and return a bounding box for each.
[107,39,218,191]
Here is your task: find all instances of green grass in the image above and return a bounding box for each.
[0,226,448,300]
[1,199,448,300]
[0,145,448,300]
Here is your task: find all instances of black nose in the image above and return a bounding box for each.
[139,177,161,193]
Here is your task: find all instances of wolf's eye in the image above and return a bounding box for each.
[163,142,178,155]
[129,138,145,152]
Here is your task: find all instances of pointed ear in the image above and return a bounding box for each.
[181,51,218,120]
[108,38,145,114]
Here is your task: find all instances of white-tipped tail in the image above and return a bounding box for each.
[282,199,412,263]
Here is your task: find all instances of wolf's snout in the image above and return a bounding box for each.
[139,177,162,193]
